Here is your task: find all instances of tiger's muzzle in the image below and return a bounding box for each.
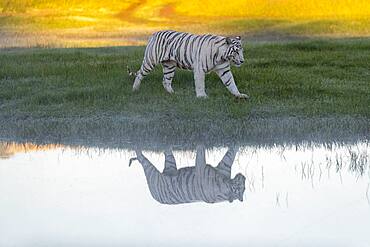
[234,60,244,67]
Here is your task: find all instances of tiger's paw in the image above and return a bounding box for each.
[165,87,175,94]
[196,94,208,99]
[132,81,141,91]
[235,93,250,100]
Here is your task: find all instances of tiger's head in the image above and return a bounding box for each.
[228,173,246,202]
[224,36,245,67]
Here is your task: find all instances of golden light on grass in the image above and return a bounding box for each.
[172,0,368,19]
[0,0,369,47]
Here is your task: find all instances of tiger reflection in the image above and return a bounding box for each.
[129,146,245,204]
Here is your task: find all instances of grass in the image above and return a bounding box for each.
[0,39,369,148]
[211,18,370,37]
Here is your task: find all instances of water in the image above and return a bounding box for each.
[0,141,369,246]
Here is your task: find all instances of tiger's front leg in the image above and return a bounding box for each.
[193,69,207,98]
[215,65,249,99]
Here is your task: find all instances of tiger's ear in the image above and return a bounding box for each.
[238,192,244,202]
[235,36,241,40]
[226,37,232,45]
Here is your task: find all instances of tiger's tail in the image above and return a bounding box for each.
[128,157,138,167]
[127,66,137,77]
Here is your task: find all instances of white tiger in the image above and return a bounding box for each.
[128,30,249,99]
[129,146,246,204]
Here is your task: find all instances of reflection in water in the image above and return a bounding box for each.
[0,142,65,159]
[0,140,369,246]
[129,146,246,204]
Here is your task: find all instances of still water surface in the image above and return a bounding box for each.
[0,142,369,246]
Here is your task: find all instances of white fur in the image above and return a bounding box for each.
[131,30,249,99]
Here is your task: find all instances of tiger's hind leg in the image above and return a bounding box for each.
[134,150,162,180]
[163,149,177,175]
[216,147,237,178]
[133,58,156,91]
[161,61,176,93]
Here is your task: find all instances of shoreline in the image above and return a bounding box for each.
[1,115,368,149]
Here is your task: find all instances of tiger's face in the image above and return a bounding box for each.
[225,36,245,67]
[229,173,246,202]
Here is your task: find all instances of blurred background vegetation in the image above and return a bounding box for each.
[0,0,369,47]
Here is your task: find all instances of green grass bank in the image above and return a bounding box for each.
[0,38,369,148]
